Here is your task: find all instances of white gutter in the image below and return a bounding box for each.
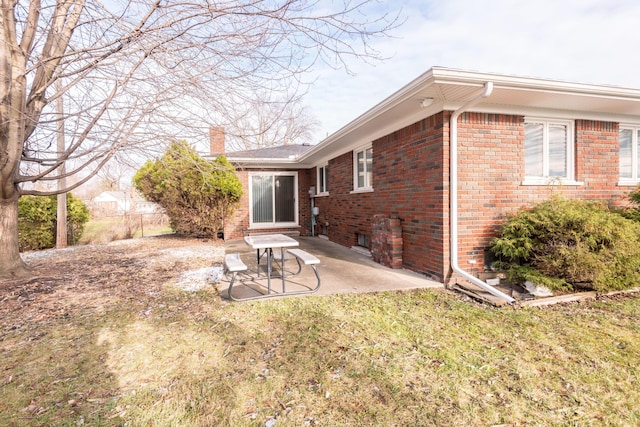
[449,82,516,304]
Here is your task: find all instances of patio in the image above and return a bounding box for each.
[222,235,443,299]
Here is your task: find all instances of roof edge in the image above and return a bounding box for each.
[300,68,439,161]
[299,66,640,165]
[430,66,640,98]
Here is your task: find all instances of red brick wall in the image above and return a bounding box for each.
[575,119,621,200]
[313,113,449,281]
[312,151,375,248]
[224,170,250,238]
[455,114,626,278]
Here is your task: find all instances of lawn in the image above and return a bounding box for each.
[1,237,639,426]
[79,216,171,245]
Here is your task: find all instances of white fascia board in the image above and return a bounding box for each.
[228,157,312,169]
[432,66,640,100]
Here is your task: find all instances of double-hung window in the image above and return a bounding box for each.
[523,118,576,185]
[619,126,640,184]
[317,164,329,195]
[353,145,373,191]
[249,172,298,228]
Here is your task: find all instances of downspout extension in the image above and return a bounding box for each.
[449,82,516,305]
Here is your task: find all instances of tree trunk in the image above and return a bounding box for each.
[56,79,68,248]
[0,195,31,279]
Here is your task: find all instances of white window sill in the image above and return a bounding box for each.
[350,246,372,257]
[618,180,640,187]
[314,192,329,197]
[350,187,374,194]
[521,178,584,186]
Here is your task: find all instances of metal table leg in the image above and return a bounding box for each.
[266,247,272,294]
[281,247,286,293]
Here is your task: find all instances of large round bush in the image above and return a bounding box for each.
[133,141,242,237]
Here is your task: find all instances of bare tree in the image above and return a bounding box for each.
[95,158,132,191]
[224,91,320,151]
[0,0,399,278]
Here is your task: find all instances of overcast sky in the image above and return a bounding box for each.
[305,0,640,142]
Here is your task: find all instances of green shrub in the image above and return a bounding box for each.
[616,185,640,222]
[629,185,640,206]
[133,141,242,237]
[491,197,640,293]
[18,194,90,251]
[613,206,640,223]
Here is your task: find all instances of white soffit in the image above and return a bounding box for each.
[473,85,640,119]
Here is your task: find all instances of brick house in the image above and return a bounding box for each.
[213,67,640,301]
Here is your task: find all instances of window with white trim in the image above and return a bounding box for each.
[524,118,575,184]
[317,164,329,195]
[619,126,640,183]
[249,172,298,228]
[353,145,373,191]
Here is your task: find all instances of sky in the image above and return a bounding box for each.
[305,0,640,142]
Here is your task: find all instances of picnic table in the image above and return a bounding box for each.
[225,234,321,301]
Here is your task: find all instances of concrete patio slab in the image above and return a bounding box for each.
[222,236,443,300]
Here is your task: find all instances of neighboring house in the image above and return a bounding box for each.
[211,67,640,300]
[93,191,130,215]
[92,190,161,216]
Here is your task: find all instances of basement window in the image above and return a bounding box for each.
[356,233,370,249]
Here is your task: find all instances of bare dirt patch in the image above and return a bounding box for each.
[0,235,224,339]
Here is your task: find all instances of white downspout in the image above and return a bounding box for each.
[449,82,516,304]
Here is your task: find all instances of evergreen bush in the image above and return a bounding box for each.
[133,141,242,237]
[615,185,640,223]
[18,194,90,251]
[491,196,640,293]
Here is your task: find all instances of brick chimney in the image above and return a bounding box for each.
[209,126,225,156]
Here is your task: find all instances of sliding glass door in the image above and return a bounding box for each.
[249,172,298,228]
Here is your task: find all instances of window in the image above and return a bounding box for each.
[619,126,640,184]
[317,164,329,195]
[356,233,370,249]
[249,172,298,228]
[353,145,373,191]
[523,118,576,184]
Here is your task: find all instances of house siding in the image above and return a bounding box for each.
[226,113,631,286]
[314,151,377,250]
